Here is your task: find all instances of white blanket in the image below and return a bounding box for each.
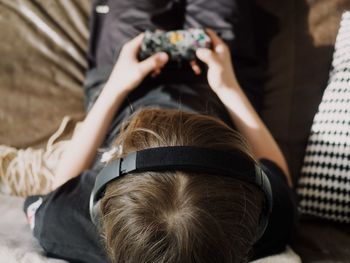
[0,195,65,263]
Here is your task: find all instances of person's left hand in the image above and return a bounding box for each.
[106,33,169,94]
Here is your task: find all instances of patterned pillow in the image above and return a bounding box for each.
[297,12,350,223]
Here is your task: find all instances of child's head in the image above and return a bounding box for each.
[100,108,263,263]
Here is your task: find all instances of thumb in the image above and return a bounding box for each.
[196,48,217,65]
[139,52,169,76]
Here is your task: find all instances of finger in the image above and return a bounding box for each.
[190,60,201,75]
[205,28,225,47]
[214,44,227,55]
[205,28,228,55]
[196,48,218,65]
[139,52,169,76]
[151,68,161,78]
[155,68,161,75]
[122,33,145,55]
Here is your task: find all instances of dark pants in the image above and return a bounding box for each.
[85,0,264,112]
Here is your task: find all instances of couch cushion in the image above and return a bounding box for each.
[298,11,350,223]
[257,0,350,261]
[0,0,89,148]
[257,0,347,184]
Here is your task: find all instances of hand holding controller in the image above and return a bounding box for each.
[195,29,239,93]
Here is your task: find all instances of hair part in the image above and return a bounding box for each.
[100,108,263,263]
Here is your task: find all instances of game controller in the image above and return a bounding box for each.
[138,28,212,62]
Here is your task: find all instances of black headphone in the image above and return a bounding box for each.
[89,146,272,241]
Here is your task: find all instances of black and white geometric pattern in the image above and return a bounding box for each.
[297,12,350,223]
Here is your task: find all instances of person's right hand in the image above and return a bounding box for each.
[106,33,169,96]
[195,29,239,94]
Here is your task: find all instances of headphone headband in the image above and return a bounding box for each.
[89,146,272,241]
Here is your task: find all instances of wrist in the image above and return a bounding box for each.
[214,83,241,98]
[104,77,131,95]
[99,83,129,107]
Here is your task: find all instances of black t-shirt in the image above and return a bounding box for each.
[24,82,297,263]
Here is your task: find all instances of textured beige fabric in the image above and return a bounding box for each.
[0,0,89,148]
[0,116,80,197]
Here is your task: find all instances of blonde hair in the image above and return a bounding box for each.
[100,108,263,263]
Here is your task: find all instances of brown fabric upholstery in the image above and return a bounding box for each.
[258,0,344,185]
[293,218,350,262]
[0,0,89,148]
[257,0,350,261]
[0,0,349,261]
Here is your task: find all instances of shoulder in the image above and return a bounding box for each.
[23,169,109,263]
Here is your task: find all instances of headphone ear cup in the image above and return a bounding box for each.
[91,200,103,229]
[254,167,273,242]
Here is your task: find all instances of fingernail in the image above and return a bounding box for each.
[216,45,225,53]
[158,52,168,62]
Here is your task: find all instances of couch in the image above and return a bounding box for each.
[0,0,349,262]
